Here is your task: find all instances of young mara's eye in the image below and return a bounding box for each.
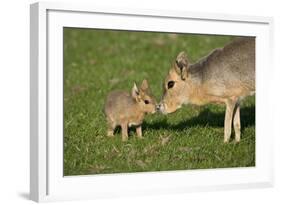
[167,81,175,89]
[144,100,150,104]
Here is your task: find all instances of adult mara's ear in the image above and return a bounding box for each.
[140,79,149,91]
[174,51,189,80]
[132,82,140,102]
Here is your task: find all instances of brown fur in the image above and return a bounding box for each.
[105,80,157,141]
[159,37,255,143]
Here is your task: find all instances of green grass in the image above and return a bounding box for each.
[63,28,255,176]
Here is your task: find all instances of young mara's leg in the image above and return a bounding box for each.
[106,118,116,137]
[233,103,241,142]
[224,99,237,143]
[121,123,128,141]
[136,126,143,139]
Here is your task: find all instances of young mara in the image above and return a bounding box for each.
[105,80,157,141]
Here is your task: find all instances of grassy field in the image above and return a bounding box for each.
[63,28,255,176]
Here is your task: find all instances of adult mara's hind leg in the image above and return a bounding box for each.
[224,98,237,143]
[233,102,241,142]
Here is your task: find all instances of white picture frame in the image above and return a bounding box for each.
[30,1,274,202]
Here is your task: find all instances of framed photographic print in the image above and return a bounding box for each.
[30,2,274,202]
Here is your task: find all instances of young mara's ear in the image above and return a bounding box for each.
[140,79,149,91]
[174,51,189,80]
[132,82,140,102]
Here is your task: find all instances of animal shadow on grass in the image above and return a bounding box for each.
[143,106,255,133]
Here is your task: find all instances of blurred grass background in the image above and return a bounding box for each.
[63,28,255,176]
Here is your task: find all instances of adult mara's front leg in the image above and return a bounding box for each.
[224,99,237,143]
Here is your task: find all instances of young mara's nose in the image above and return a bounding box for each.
[156,103,167,114]
[156,104,161,111]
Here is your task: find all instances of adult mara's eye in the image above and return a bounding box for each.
[144,100,150,104]
[167,81,175,89]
